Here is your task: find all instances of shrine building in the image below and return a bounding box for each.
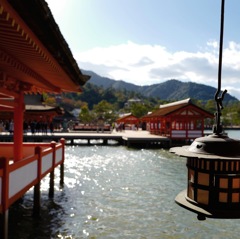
[141,98,213,140]
[116,113,139,129]
[0,0,90,237]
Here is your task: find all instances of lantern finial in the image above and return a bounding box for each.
[213,89,227,134]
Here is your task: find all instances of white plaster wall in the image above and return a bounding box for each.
[41,153,53,174]
[172,130,186,138]
[9,160,38,198]
[188,130,202,138]
[56,148,62,164]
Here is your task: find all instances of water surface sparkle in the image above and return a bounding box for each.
[9,144,240,239]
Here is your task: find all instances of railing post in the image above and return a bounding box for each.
[60,138,65,187]
[0,157,10,239]
[33,146,42,217]
[49,142,56,198]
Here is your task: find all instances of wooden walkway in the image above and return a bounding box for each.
[0,130,171,148]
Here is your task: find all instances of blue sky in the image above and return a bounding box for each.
[46,0,240,99]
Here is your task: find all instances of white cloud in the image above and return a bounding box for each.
[76,41,240,99]
[207,40,218,49]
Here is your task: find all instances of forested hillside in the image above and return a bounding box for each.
[44,70,240,126]
[82,70,238,103]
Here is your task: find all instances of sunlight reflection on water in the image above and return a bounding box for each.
[8,143,240,239]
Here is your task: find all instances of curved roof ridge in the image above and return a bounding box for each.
[159,98,191,108]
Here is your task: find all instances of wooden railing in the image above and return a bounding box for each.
[0,139,65,214]
[171,130,202,139]
[150,129,202,139]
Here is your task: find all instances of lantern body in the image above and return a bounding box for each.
[187,157,240,208]
[171,134,240,219]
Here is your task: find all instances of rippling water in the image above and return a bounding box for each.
[9,130,240,239]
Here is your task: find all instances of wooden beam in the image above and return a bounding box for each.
[13,92,24,161]
[0,99,14,109]
[0,87,18,98]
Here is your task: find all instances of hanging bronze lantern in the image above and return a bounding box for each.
[170,0,240,220]
[170,134,240,220]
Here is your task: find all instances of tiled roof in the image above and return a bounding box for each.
[117,113,137,121]
[142,98,213,118]
[24,94,63,114]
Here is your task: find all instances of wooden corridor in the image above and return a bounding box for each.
[0,130,171,148]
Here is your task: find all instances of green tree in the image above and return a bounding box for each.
[44,96,56,106]
[205,99,216,114]
[79,105,93,124]
[93,100,117,124]
[130,103,149,118]
[102,88,117,104]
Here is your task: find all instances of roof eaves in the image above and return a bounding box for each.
[8,0,90,87]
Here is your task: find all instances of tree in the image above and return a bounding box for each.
[205,100,216,114]
[92,100,117,124]
[79,105,93,124]
[44,96,56,106]
[102,88,117,104]
[130,103,149,118]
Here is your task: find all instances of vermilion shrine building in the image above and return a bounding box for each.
[116,113,139,129]
[24,94,64,122]
[0,0,89,237]
[0,94,64,123]
[0,0,90,159]
[141,98,213,140]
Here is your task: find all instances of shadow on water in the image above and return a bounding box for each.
[8,189,68,239]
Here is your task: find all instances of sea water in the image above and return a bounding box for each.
[8,130,240,239]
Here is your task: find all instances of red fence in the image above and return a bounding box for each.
[0,139,65,214]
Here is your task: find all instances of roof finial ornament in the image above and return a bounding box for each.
[213,0,227,135]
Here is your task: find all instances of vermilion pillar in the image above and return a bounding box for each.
[14,92,24,161]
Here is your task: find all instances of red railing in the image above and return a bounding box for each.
[0,139,65,214]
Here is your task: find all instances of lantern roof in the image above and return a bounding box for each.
[170,133,240,160]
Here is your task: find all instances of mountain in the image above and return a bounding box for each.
[82,70,238,103]
[82,70,139,92]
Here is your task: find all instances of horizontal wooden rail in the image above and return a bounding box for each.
[0,139,65,214]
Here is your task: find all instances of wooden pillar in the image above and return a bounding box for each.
[33,183,41,217]
[14,92,24,162]
[201,118,204,136]
[0,157,10,239]
[49,172,54,198]
[60,163,64,188]
[0,210,9,239]
[33,146,42,216]
[103,139,107,145]
[60,139,65,187]
[49,142,56,198]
